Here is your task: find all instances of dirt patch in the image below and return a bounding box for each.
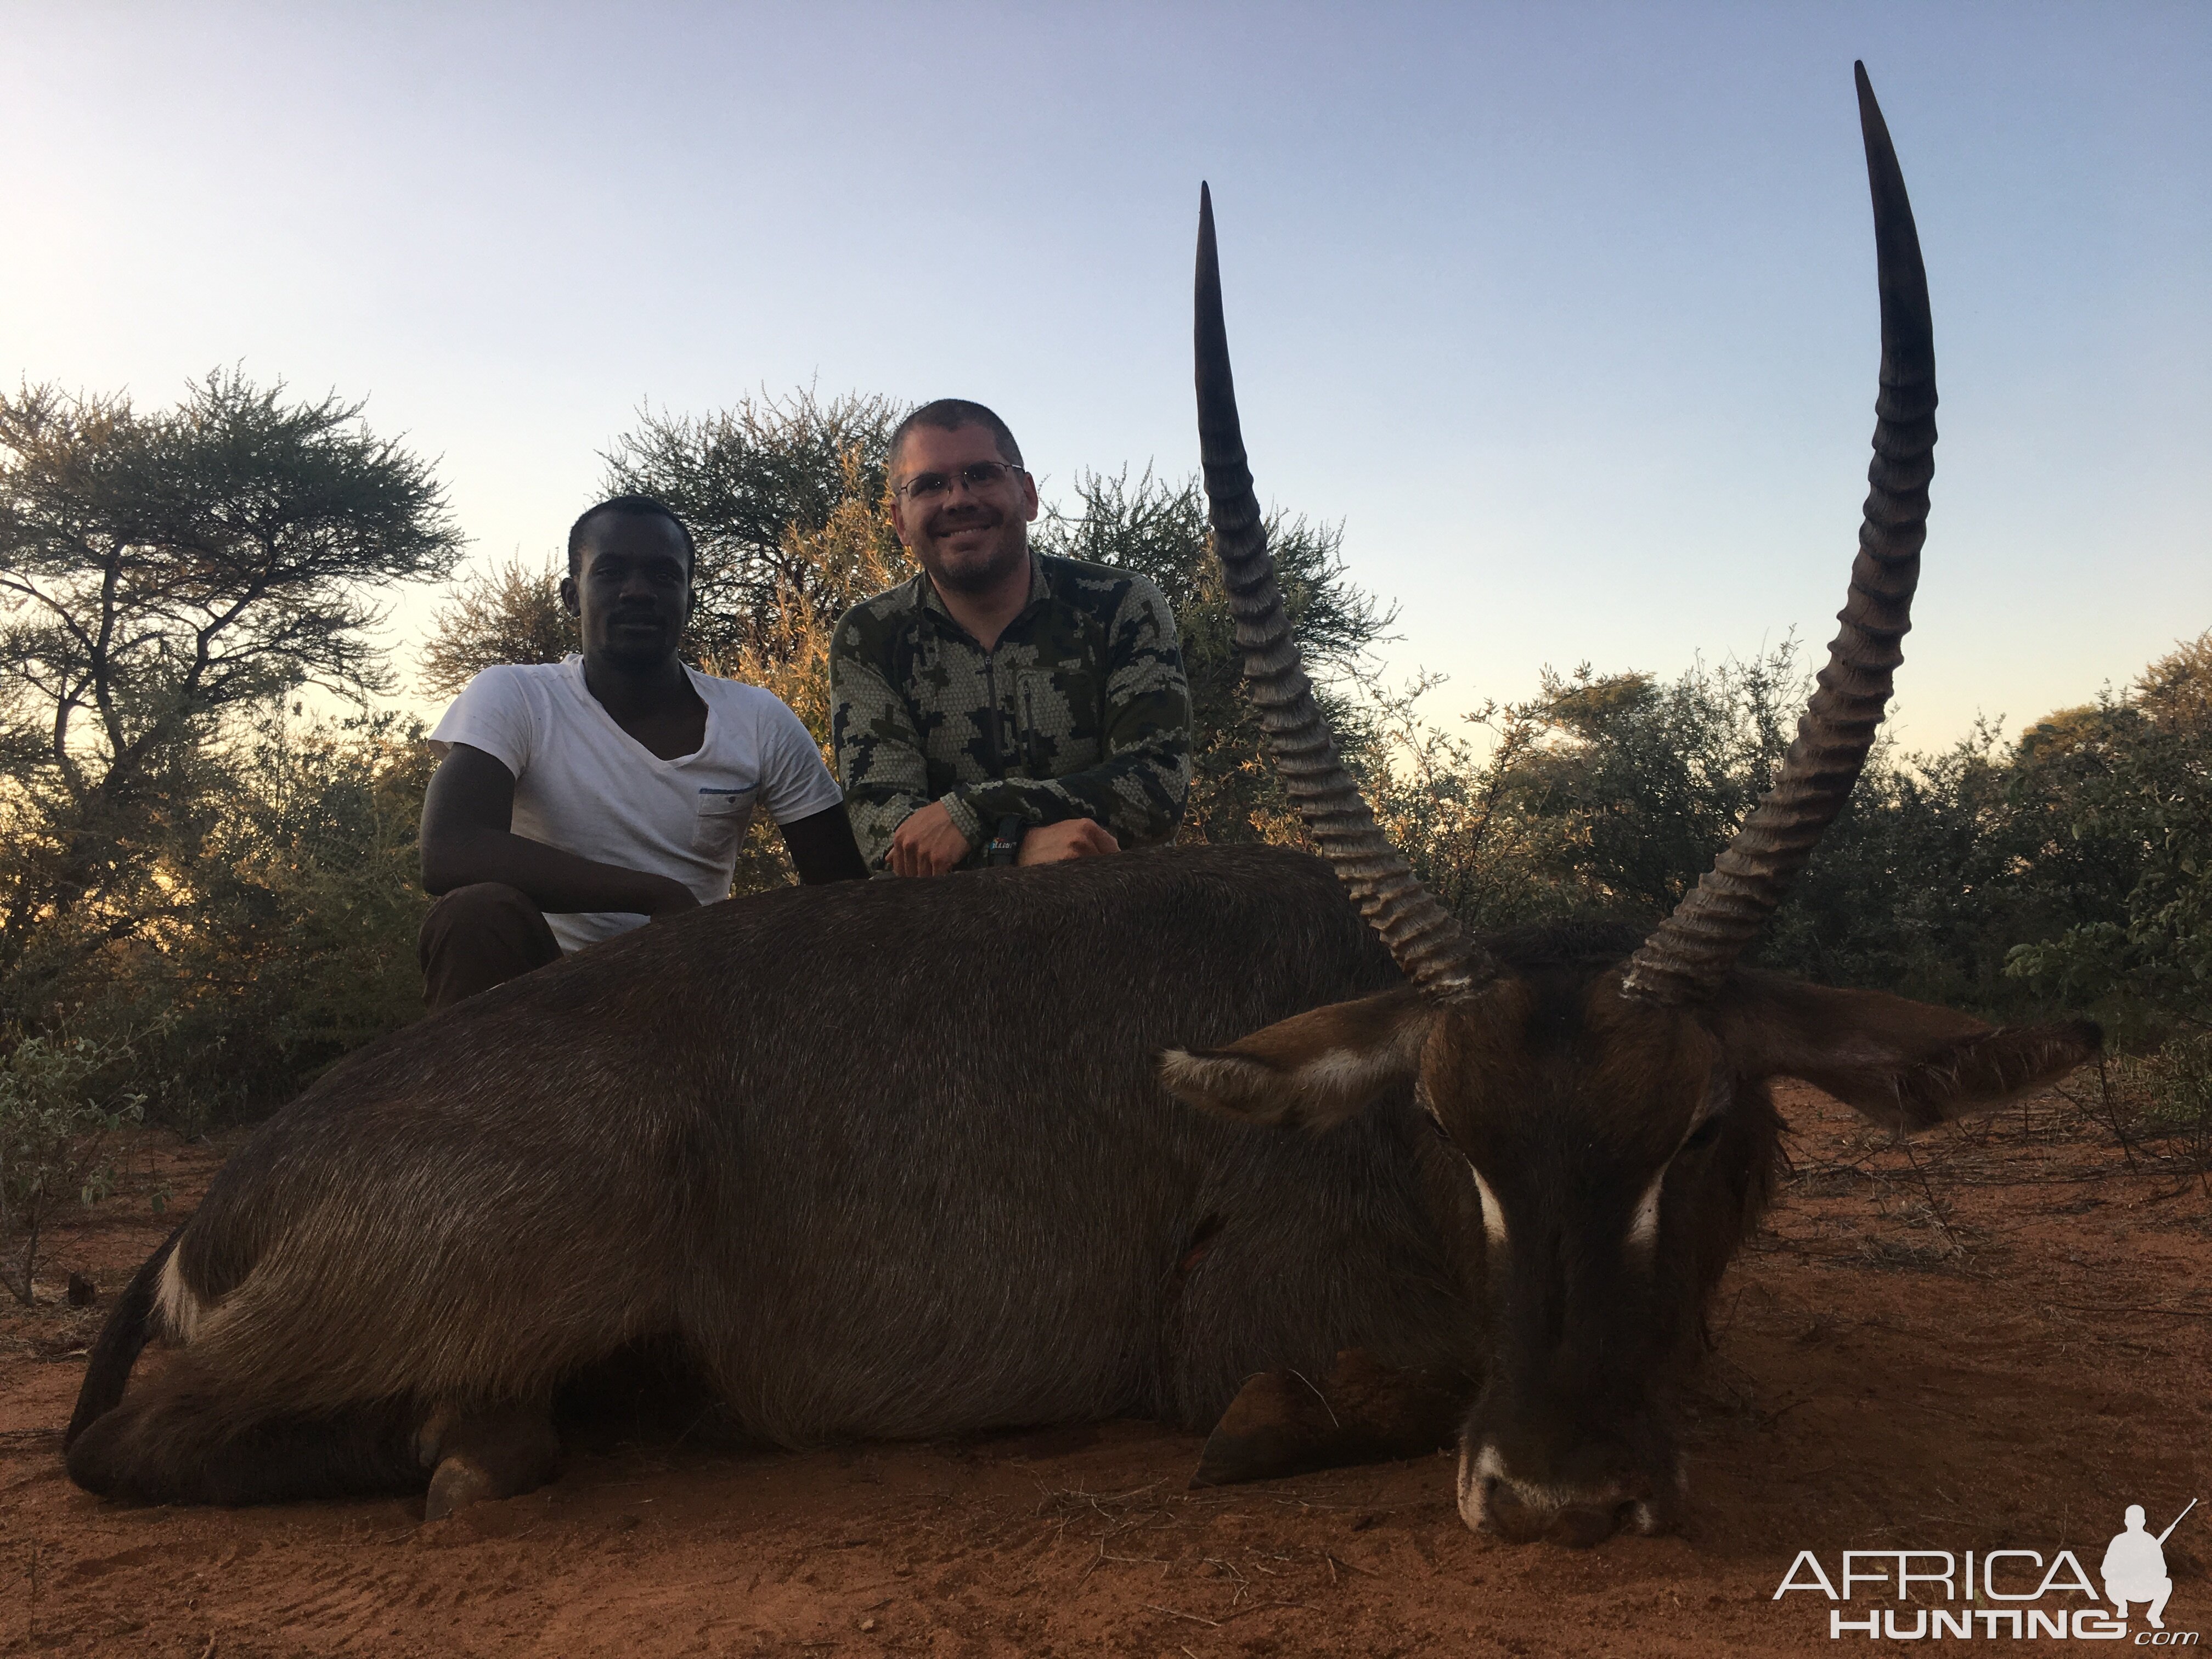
[4,1082,2208,1656]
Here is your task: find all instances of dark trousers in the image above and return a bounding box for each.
[417,884,563,1013]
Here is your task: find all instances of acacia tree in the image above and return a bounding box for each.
[416,552,575,698]
[602,390,905,670]
[0,371,464,993]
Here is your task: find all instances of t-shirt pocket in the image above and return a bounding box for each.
[692,785,757,860]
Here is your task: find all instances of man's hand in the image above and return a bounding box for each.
[1017,819,1120,865]
[887,799,975,877]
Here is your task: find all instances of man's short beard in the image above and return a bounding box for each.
[923,529,1029,596]
[602,633,680,669]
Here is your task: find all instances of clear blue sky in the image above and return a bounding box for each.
[4,2,2207,749]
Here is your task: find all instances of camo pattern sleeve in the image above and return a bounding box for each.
[829,557,1193,873]
[829,584,940,872]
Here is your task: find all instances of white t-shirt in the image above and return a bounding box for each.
[429,657,844,952]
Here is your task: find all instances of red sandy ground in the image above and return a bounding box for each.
[3,1079,2208,1657]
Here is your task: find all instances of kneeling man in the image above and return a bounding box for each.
[2102,1504,2175,1629]
[831,399,1191,875]
[418,494,866,1011]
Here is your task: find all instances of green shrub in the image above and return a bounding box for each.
[0,1033,143,1304]
[2121,1033,2212,1127]
[1370,630,2212,1031]
[5,709,433,1134]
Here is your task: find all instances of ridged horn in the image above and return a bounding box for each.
[1194,183,1490,999]
[1624,63,1937,1004]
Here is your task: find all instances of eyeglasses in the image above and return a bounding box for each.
[894,460,1026,501]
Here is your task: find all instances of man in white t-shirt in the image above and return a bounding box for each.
[417,494,867,1011]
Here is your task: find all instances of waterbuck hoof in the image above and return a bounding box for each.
[425,1454,500,1520]
[418,1407,561,1520]
[1192,1350,1464,1487]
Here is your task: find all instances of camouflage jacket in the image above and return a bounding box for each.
[830,552,1192,872]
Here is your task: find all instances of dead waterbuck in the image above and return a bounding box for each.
[64,66,2094,1544]
[1155,63,2098,1545]
[66,845,1457,1514]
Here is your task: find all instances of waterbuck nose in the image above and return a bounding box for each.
[1480,1478,1637,1548]
[1459,1443,1659,1548]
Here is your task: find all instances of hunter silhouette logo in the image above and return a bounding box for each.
[1775,1497,2201,1642]
[2106,1500,2196,1631]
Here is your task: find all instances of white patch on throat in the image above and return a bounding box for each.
[1628,1168,1667,1254]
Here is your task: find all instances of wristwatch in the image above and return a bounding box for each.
[984,816,1025,867]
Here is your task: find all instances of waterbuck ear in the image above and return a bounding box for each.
[1158,987,1436,1132]
[1714,975,2102,1133]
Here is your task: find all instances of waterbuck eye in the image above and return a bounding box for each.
[1680,1116,1725,1153]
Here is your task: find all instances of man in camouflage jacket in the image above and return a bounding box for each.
[830,400,1191,876]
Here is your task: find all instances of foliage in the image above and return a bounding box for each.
[0,1032,143,1303]
[2110,1031,2212,1128]
[135,709,435,1127]
[727,454,906,745]
[0,371,464,1002]
[2000,637,2212,1037]
[2136,630,2212,730]
[5,709,434,1133]
[417,552,575,699]
[1759,721,2035,1008]
[721,454,906,895]
[600,390,906,672]
[1036,469,1391,847]
[1369,644,1802,930]
[1369,627,2212,1030]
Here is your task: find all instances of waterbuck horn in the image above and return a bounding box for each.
[1623,63,1938,1004]
[1194,182,1491,999]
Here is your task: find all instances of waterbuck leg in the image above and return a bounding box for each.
[66,1356,420,1505]
[1190,1349,1466,1487]
[417,1403,562,1520]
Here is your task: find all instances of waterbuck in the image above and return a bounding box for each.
[65,65,2094,1547]
[1158,63,2098,1543]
